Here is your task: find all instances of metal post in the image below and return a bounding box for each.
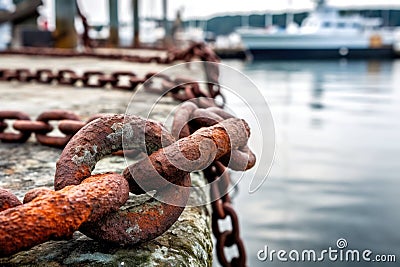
[55,0,77,48]
[132,0,139,47]
[109,0,119,47]
[163,0,168,33]
[162,0,172,47]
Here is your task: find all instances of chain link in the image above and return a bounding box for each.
[172,102,255,267]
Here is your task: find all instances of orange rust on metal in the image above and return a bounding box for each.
[124,118,251,193]
[23,187,53,204]
[55,114,175,191]
[219,145,256,171]
[55,114,189,245]
[0,173,129,257]
[171,102,197,139]
[80,173,191,245]
[0,188,22,212]
[172,104,256,171]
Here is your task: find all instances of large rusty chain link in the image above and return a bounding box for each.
[172,101,255,267]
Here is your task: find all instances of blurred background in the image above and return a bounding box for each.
[1,0,400,266]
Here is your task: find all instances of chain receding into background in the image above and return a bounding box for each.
[172,101,255,267]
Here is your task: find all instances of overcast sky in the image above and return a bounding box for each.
[41,0,400,24]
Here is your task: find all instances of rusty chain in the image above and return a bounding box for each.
[0,114,255,258]
[0,43,224,106]
[0,68,223,106]
[0,42,217,64]
[0,43,250,266]
[172,101,255,267]
[0,110,98,147]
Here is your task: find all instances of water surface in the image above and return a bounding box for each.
[222,59,400,266]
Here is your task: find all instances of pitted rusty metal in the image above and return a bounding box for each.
[124,117,252,194]
[172,102,256,171]
[0,173,129,257]
[171,101,253,267]
[55,114,190,245]
[54,113,252,246]
[0,188,22,212]
[54,114,175,190]
[80,174,191,245]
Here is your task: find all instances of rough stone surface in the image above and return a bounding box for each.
[0,55,212,266]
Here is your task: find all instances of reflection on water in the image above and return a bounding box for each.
[224,60,400,266]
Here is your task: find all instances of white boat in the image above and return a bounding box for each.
[236,0,397,59]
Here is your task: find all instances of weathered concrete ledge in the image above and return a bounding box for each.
[0,55,213,266]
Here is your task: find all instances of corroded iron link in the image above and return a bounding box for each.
[0,173,129,256]
[0,188,22,212]
[172,101,251,267]
[36,69,56,84]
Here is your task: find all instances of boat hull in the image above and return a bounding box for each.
[248,47,396,60]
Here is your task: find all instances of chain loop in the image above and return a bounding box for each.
[171,101,252,267]
[35,110,81,147]
[35,69,56,84]
[82,71,107,88]
[0,111,31,143]
[56,69,80,85]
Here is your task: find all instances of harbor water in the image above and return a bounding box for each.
[223,59,400,266]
